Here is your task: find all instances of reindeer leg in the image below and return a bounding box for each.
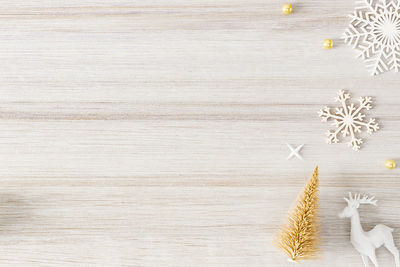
[388,247,400,267]
[368,250,379,267]
[361,254,369,267]
[384,235,400,267]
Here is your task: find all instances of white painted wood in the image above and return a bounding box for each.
[0,1,400,266]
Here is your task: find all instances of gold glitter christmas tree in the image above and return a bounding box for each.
[276,166,320,263]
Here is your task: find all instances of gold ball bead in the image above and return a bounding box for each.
[385,159,396,170]
[282,4,293,14]
[323,39,334,49]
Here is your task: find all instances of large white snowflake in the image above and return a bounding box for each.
[318,90,380,151]
[343,0,400,75]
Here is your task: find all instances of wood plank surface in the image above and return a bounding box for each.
[1,1,400,266]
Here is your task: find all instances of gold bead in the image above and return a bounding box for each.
[385,159,396,170]
[282,4,293,14]
[323,39,334,49]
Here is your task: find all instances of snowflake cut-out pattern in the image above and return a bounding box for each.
[343,0,400,75]
[318,90,380,151]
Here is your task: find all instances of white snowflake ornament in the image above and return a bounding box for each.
[318,90,380,151]
[343,0,400,75]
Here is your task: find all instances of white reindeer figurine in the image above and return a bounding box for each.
[339,192,399,267]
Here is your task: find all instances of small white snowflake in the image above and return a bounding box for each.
[343,0,400,75]
[318,90,380,151]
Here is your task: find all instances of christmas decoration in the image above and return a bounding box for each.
[385,159,396,169]
[286,143,304,160]
[339,193,400,267]
[343,0,400,75]
[276,166,320,263]
[318,90,380,151]
[323,39,334,49]
[282,3,293,14]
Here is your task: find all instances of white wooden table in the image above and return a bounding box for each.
[1,1,400,266]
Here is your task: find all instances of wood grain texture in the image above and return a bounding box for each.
[1,0,400,266]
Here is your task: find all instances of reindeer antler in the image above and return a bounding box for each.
[358,194,377,206]
[344,192,353,204]
[344,192,378,206]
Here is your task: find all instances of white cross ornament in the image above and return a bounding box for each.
[286,143,304,160]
